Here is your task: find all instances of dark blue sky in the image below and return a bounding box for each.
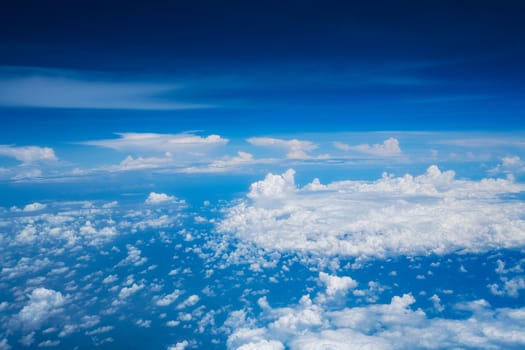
[1,0,524,132]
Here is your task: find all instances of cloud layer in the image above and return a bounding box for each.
[218,166,525,258]
[227,273,525,349]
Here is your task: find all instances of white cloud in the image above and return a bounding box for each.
[85,326,114,336]
[23,202,47,212]
[117,245,147,267]
[117,154,173,171]
[247,137,318,159]
[102,274,118,284]
[37,340,60,347]
[319,272,358,297]
[181,151,269,173]
[218,166,525,258]
[176,295,200,310]
[489,277,525,298]
[0,145,57,163]
[227,286,525,350]
[118,283,144,299]
[339,137,402,157]
[18,288,66,330]
[83,132,228,154]
[155,290,182,307]
[135,319,151,328]
[490,156,525,177]
[168,340,189,350]
[145,192,176,205]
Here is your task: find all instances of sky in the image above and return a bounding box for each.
[1,1,525,349]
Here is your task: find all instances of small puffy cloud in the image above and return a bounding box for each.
[319,272,358,297]
[118,283,144,299]
[167,340,189,350]
[490,156,525,177]
[18,288,66,330]
[0,145,57,163]
[145,192,176,205]
[23,202,47,212]
[247,137,318,159]
[117,245,147,267]
[338,137,402,156]
[155,290,182,307]
[489,277,525,298]
[176,295,200,310]
[135,319,151,328]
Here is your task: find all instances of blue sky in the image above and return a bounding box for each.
[1,1,525,349]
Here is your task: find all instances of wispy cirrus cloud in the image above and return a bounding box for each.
[0,67,212,110]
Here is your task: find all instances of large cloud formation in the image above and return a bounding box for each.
[227,275,525,349]
[218,166,525,258]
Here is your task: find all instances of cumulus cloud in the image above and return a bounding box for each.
[319,272,358,298]
[18,288,66,330]
[155,290,182,307]
[176,295,200,310]
[0,145,57,163]
[23,202,47,212]
[227,288,525,350]
[168,340,190,350]
[117,245,147,267]
[247,137,318,159]
[336,137,402,156]
[489,155,525,177]
[145,192,176,204]
[118,283,144,299]
[218,166,525,258]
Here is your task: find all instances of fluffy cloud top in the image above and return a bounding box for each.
[23,202,47,212]
[0,145,57,163]
[18,288,66,330]
[218,166,525,258]
[145,192,176,204]
[247,137,317,159]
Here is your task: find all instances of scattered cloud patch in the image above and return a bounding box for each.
[145,192,176,205]
[0,145,57,163]
[18,288,66,330]
[23,202,47,212]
